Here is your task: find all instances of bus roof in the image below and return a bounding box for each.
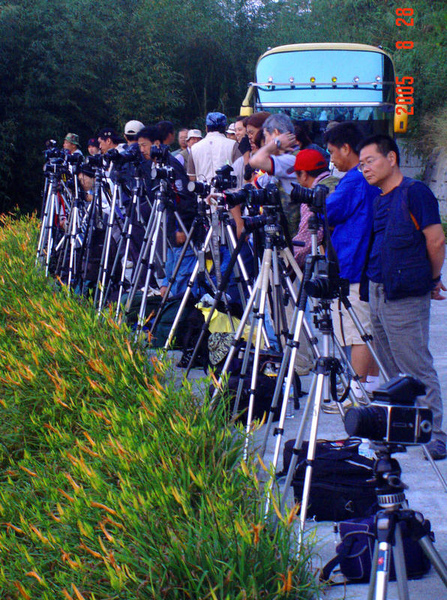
[256,43,392,64]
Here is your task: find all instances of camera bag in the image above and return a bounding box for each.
[282,438,377,521]
[210,340,302,424]
[321,515,432,584]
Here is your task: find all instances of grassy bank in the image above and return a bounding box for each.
[0,214,318,599]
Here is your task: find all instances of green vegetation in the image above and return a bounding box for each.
[0,0,446,213]
[0,215,319,598]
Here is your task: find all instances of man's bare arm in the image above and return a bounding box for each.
[248,132,296,173]
[424,223,445,279]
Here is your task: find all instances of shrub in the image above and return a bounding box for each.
[0,214,319,599]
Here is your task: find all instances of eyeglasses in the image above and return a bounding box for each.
[358,156,381,172]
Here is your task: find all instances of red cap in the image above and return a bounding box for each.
[289,149,328,173]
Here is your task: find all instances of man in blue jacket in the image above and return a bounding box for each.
[324,122,381,398]
[358,134,446,460]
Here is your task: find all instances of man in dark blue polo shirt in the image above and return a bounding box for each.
[359,134,446,460]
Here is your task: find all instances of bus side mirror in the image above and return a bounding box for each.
[240,106,253,116]
[394,106,408,134]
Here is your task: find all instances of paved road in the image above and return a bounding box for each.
[260,262,447,599]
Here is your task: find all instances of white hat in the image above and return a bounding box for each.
[226,122,236,134]
[186,129,203,141]
[124,120,144,135]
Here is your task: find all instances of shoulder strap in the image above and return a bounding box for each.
[320,536,355,582]
[399,177,419,229]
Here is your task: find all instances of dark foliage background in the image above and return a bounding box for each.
[0,0,446,213]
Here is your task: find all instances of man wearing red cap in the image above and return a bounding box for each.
[290,149,339,268]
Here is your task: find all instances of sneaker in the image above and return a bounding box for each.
[424,439,446,461]
[294,353,314,376]
[321,398,354,414]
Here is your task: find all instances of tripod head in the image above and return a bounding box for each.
[371,443,408,509]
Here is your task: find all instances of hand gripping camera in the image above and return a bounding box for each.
[345,375,433,445]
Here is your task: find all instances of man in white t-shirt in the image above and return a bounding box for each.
[187,112,241,182]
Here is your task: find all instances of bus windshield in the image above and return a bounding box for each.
[255,47,395,108]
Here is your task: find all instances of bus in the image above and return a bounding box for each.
[240,43,407,141]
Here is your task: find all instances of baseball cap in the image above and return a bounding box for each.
[79,163,95,178]
[206,112,227,128]
[226,123,236,135]
[87,138,99,148]
[186,129,203,141]
[288,149,328,173]
[64,133,80,147]
[124,120,144,135]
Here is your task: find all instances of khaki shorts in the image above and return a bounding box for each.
[331,283,372,346]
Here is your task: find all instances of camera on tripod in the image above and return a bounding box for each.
[65,153,83,166]
[304,258,349,300]
[150,144,170,163]
[85,154,104,169]
[210,164,237,192]
[345,375,433,445]
[103,147,141,169]
[151,164,175,182]
[290,183,329,213]
[187,180,212,197]
[224,182,281,209]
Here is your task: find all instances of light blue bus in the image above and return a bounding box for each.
[240,43,406,139]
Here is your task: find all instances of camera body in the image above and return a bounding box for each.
[211,164,237,192]
[304,259,349,300]
[150,143,170,163]
[290,183,329,212]
[103,147,141,168]
[85,154,104,169]
[224,182,281,209]
[187,180,211,197]
[151,164,175,182]
[345,375,432,445]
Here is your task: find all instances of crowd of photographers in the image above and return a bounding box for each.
[45,111,446,460]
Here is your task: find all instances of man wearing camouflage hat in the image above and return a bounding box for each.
[63,133,83,157]
[187,112,241,182]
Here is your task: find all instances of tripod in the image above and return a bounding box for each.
[367,444,447,599]
[211,209,302,457]
[36,160,70,276]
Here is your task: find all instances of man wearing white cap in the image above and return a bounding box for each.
[176,129,202,168]
[123,120,145,150]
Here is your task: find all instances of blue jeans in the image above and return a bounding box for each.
[162,245,197,298]
[369,281,445,442]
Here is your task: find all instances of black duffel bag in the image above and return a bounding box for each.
[282,438,377,521]
[321,514,432,583]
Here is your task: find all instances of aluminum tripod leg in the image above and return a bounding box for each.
[184,226,270,376]
[149,219,202,335]
[67,203,80,289]
[133,208,165,339]
[422,445,447,492]
[367,509,447,600]
[124,199,159,312]
[44,188,58,277]
[211,268,264,402]
[163,226,221,349]
[367,519,410,600]
[230,248,272,458]
[96,184,122,312]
